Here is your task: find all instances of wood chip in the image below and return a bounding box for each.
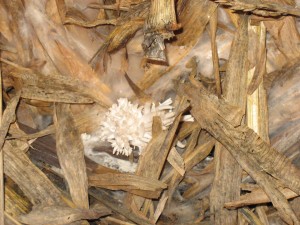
[55,104,89,209]
[18,206,111,225]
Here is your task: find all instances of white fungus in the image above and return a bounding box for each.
[82,98,194,158]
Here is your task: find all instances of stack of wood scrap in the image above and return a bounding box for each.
[0,0,300,224]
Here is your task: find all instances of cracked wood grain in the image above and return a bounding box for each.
[178,82,300,224]
[209,15,248,225]
[55,104,89,209]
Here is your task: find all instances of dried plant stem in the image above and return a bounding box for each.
[210,15,248,225]
[246,22,269,225]
[63,17,117,27]
[0,74,20,225]
[209,8,222,97]
[89,188,153,225]
[142,0,180,62]
[138,0,217,90]
[55,104,89,209]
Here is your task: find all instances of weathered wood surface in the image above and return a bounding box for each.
[1,0,300,224]
[18,206,111,225]
[55,104,89,209]
[178,82,300,224]
[4,140,65,206]
[210,15,248,225]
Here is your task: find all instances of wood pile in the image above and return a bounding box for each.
[0,0,300,224]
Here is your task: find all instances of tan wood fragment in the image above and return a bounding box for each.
[89,173,167,198]
[209,8,222,97]
[183,173,214,199]
[177,122,200,140]
[103,216,136,225]
[24,1,112,106]
[247,21,270,225]
[3,140,66,206]
[247,24,267,95]
[0,92,20,148]
[1,59,96,104]
[166,127,200,202]
[152,191,168,223]
[214,0,300,17]
[210,15,248,225]
[8,124,55,140]
[126,97,188,217]
[89,188,153,225]
[5,182,31,218]
[162,135,215,184]
[178,82,300,224]
[55,104,89,209]
[256,206,270,225]
[167,147,185,176]
[0,90,20,225]
[18,205,111,225]
[239,208,264,225]
[225,188,298,208]
[5,212,22,225]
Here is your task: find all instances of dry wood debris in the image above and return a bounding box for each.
[0,0,300,224]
